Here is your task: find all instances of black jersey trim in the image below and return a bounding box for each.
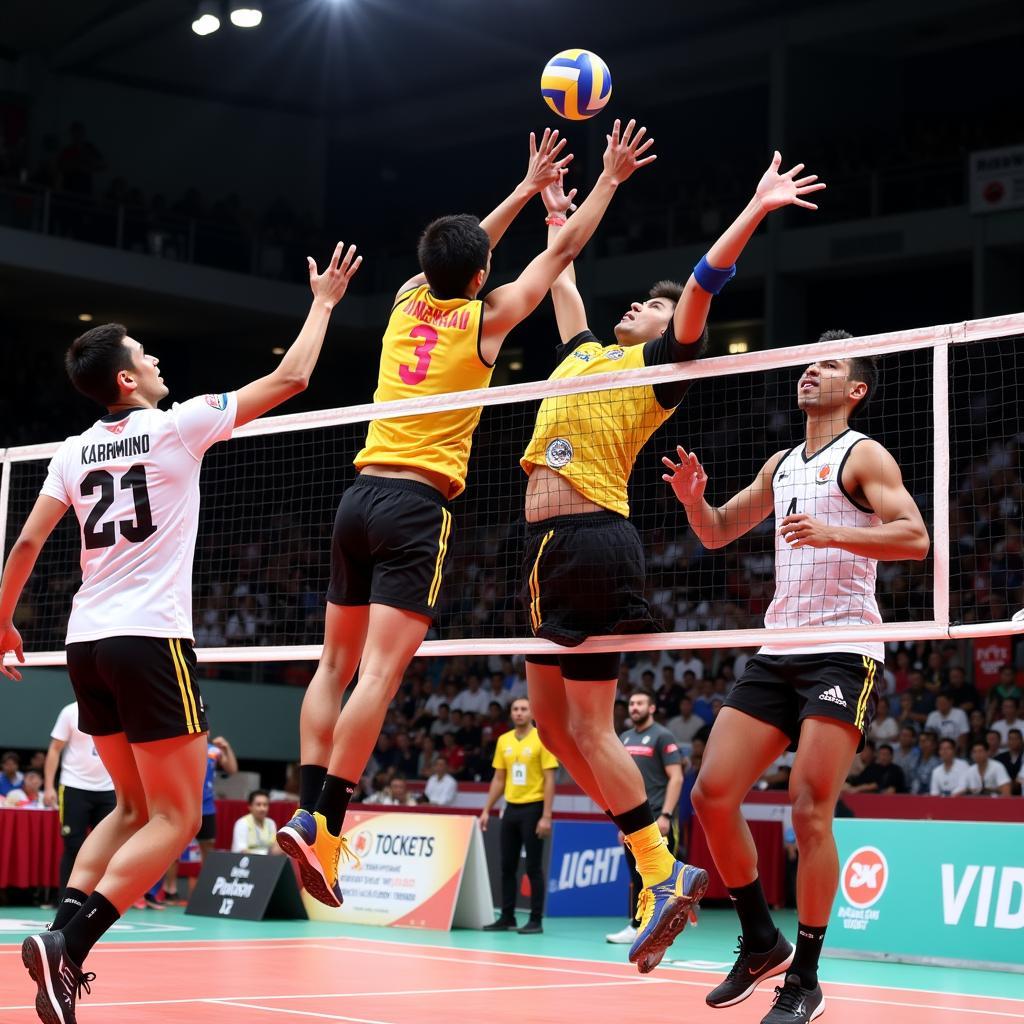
[476,306,494,368]
[99,407,146,424]
[771,448,796,488]
[391,286,419,312]
[837,437,874,514]
[801,427,852,463]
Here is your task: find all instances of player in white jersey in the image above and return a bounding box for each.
[0,241,361,1024]
[662,334,929,1024]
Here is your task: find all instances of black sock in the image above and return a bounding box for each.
[315,775,358,835]
[61,891,120,967]
[610,802,655,837]
[791,922,827,988]
[728,878,777,951]
[299,764,328,812]
[50,888,89,932]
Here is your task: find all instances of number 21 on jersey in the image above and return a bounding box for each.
[399,325,437,386]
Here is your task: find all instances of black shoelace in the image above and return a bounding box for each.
[75,971,96,1000]
[771,980,806,1016]
[724,936,749,979]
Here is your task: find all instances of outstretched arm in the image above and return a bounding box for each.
[480,119,656,362]
[540,173,587,343]
[674,152,825,344]
[235,242,362,428]
[663,447,784,549]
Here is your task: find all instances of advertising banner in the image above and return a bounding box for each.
[828,819,1024,970]
[973,636,1012,691]
[302,810,491,930]
[186,852,306,921]
[969,145,1024,214]
[545,820,629,917]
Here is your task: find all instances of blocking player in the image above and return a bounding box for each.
[0,242,362,1023]
[278,121,656,908]
[522,152,824,974]
[663,339,930,1023]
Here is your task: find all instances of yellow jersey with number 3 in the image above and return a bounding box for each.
[354,284,492,499]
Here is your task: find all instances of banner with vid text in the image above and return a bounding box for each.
[302,810,492,930]
[828,819,1024,971]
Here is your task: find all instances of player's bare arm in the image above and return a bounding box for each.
[663,446,785,549]
[779,439,930,559]
[235,242,362,428]
[0,495,71,680]
[394,128,571,299]
[674,152,825,344]
[480,118,656,363]
[540,170,587,343]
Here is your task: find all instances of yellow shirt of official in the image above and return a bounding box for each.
[492,727,558,804]
[355,284,493,499]
[521,338,676,517]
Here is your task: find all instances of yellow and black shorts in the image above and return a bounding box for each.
[66,636,208,743]
[519,511,658,650]
[327,475,453,620]
[723,653,880,752]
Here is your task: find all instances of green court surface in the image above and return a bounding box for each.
[1,903,1021,1002]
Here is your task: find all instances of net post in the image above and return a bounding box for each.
[0,455,11,564]
[931,328,953,631]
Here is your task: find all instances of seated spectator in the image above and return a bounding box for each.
[429,704,456,739]
[28,751,46,774]
[896,691,918,732]
[964,709,989,753]
[910,731,941,794]
[440,733,465,776]
[986,729,1002,758]
[996,728,1023,795]
[486,673,511,710]
[268,763,300,803]
[987,665,1022,718]
[868,698,899,745]
[417,736,437,779]
[676,652,705,681]
[4,769,45,808]
[965,742,1011,797]
[667,696,704,745]
[373,734,398,772]
[393,732,419,778]
[925,692,969,751]
[845,741,904,793]
[231,790,281,855]
[758,751,794,791]
[892,725,921,777]
[452,676,491,716]
[946,666,980,713]
[905,671,935,726]
[367,774,417,806]
[692,680,715,724]
[992,697,1022,752]
[930,738,970,796]
[423,756,458,806]
[0,752,23,796]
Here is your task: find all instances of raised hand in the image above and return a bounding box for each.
[661,446,708,508]
[0,622,24,681]
[755,151,826,212]
[522,128,573,195]
[308,242,362,309]
[602,118,657,185]
[541,168,578,216]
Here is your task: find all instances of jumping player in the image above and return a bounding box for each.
[277,121,656,908]
[521,151,824,974]
[663,340,930,1022]
[0,242,362,1023]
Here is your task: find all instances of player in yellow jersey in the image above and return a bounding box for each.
[278,120,658,907]
[520,152,826,972]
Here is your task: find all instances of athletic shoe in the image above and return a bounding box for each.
[706,930,795,1008]
[131,898,146,911]
[760,973,825,1024]
[482,917,518,931]
[517,920,543,934]
[144,894,167,910]
[605,924,638,944]
[276,810,358,908]
[21,929,95,1024]
[629,861,709,974]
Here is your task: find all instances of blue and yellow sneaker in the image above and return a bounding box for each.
[628,861,709,974]
[276,810,359,908]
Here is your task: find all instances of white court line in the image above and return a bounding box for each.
[824,995,1024,1020]
[210,1003,397,1024]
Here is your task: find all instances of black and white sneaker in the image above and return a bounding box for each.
[706,930,795,1007]
[21,930,95,1024]
[760,973,825,1024]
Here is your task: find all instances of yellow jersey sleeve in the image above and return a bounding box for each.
[540,745,559,771]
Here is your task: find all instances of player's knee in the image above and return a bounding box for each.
[536,721,570,761]
[119,799,149,830]
[691,774,730,817]
[790,786,830,843]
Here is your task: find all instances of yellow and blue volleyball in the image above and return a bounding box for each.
[541,49,612,121]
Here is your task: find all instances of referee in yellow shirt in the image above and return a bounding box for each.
[480,697,558,934]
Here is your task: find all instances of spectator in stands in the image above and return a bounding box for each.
[373,734,398,772]
[486,673,511,710]
[985,728,1002,757]
[0,751,23,796]
[892,726,921,778]
[416,736,437,779]
[676,652,705,681]
[992,697,1022,752]
[667,695,704,746]
[868,697,899,745]
[845,741,905,794]
[453,675,491,716]
[997,729,1023,795]
[429,703,456,739]
[923,650,947,693]
[896,692,917,732]
[28,751,46,774]
[925,692,970,752]
[393,733,419,778]
[58,122,105,196]
[441,733,465,776]
[910,731,941,794]
[987,665,1022,717]
[930,738,970,796]
[231,790,281,855]
[905,670,935,725]
[758,751,794,791]
[424,756,458,806]
[613,698,629,735]
[692,679,716,724]
[966,742,1011,797]
[4,769,46,808]
[370,774,417,806]
[965,709,989,753]
[873,744,906,793]
[947,666,980,713]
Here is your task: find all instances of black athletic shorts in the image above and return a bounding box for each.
[197,812,217,842]
[519,511,658,648]
[327,475,453,620]
[723,653,881,752]
[66,636,208,744]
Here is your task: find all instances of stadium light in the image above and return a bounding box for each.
[192,1,221,35]
[77,313,94,323]
[230,1,263,28]
[728,338,749,354]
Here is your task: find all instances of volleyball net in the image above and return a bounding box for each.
[3,313,1023,666]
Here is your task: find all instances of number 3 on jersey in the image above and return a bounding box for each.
[399,325,438,385]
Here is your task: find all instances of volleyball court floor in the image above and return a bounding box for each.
[1,907,1021,1022]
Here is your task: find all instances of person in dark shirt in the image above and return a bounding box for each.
[997,728,1023,795]
[946,667,980,714]
[905,671,935,726]
[846,742,906,794]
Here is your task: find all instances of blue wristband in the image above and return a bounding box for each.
[693,255,737,295]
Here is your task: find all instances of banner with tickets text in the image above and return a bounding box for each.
[828,818,1024,971]
[302,810,492,930]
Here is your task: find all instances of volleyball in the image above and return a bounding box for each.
[541,48,612,121]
